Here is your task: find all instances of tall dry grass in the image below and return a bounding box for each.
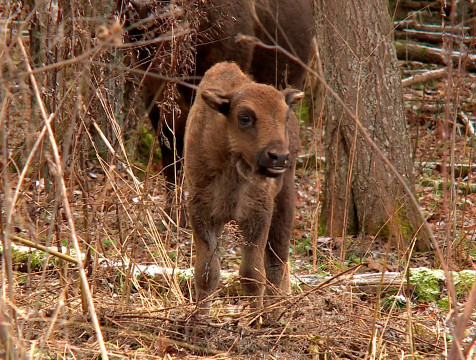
[0,1,475,359]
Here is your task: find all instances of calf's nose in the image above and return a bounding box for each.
[266,151,289,167]
[257,144,290,177]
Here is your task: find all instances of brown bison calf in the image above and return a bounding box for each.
[184,62,302,312]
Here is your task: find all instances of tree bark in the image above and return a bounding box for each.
[314,0,430,250]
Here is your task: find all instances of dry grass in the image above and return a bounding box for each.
[1,1,475,359]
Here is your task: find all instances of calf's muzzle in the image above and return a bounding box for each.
[257,144,290,177]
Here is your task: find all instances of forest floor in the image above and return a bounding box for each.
[3,61,476,359]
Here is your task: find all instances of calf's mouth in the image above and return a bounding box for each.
[260,165,286,177]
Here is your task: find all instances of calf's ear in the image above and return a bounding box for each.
[201,88,231,115]
[282,88,305,108]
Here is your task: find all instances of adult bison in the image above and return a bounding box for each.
[184,62,303,312]
[127,0,314,222]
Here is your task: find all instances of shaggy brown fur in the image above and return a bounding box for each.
[184,62,303,311]
[130,0,314,222]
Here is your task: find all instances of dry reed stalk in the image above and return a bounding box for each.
[18,38,110,360]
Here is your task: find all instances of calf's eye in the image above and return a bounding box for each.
[238,114,253,128]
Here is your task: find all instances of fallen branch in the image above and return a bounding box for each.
[420,178,476,194]
[419,161,474,178]
[395,40,476,71]
[402,67,447,87]
[394,29,476,46]
[296,271,403,294]
[9,235,78,264]
[411,103,448,113]
[458,111,475,137]
[406,106,475,137]
[395,1,441,11]
[394,20,471,34]
[5,241,476,300]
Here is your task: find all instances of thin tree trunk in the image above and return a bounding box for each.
[314,0,430,250]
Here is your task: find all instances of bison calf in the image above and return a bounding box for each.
[184,62,302,312]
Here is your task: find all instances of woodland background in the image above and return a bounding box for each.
[0,0,475,359]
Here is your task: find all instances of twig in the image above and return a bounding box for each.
[18,38,110,360]
[165,338,225,356]
[275,263,366,322]
[0,309,19,360]
[448,279,476,360]
[443,6,464,350]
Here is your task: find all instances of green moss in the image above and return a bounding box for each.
[437,297,449,310]
[382,294,407,311]
[410,269,476,303]
[397,204,418,241]
[409,268,446,303]
[291,235,313,257]
[317,220,328,237]
[296,96,311,126]
[369,201,415,245]
[221,275,241,297]
[455,270,476,298]
[347,252,364,265]
[168,250,177,261]
[420,178,438,188]
[408,268,476,304]
[177,268,194,284]
[10,247,45,272]
[135,125,162,169]
[392,202,431,251]
[102,239,116,248]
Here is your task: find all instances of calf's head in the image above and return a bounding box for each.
[202,84,303,177]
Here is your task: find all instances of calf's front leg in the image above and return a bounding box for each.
[238,201,273,310]
[189,208,221,314]
[265,170,295,296]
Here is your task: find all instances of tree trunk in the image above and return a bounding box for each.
[314,0,430,250]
